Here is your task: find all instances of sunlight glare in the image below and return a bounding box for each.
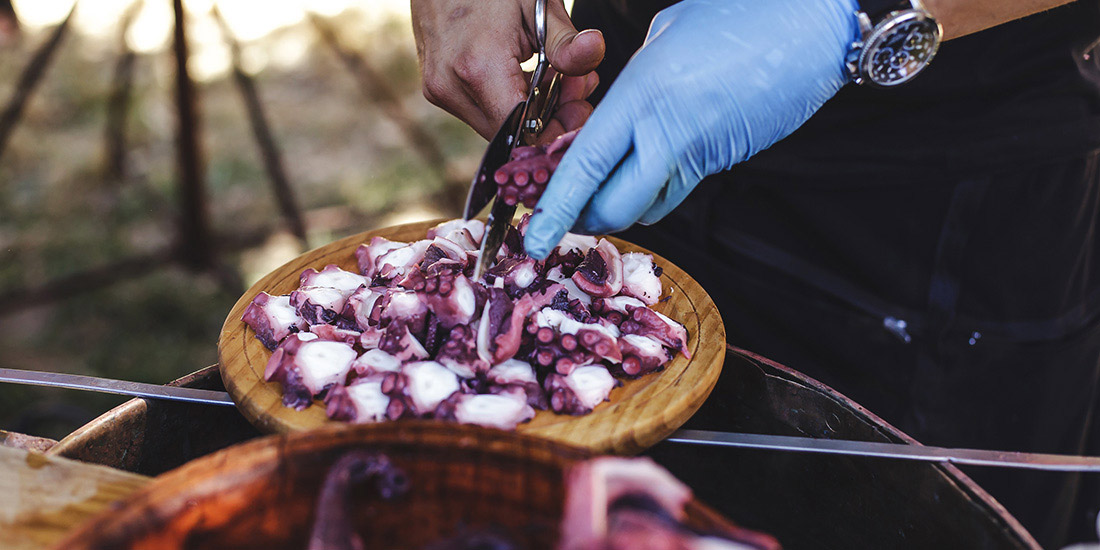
[11,0,75,28]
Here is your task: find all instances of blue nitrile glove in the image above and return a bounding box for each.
[524,0,860,259]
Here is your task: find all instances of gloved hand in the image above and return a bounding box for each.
[411,0,605,140]
[524,0,860,259]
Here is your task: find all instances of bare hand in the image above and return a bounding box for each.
[411,0,605,140]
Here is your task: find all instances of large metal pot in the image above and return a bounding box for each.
[47,346,1038,549]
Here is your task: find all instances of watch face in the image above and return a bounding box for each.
[861,11,941,87]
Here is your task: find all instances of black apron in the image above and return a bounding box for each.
[571,1,1100,546]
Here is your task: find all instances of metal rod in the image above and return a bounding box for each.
[667,429,1100,472]
[0,368,235,407]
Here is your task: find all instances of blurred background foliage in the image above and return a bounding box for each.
[0,0,484,439]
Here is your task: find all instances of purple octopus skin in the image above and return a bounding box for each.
[378,321,430,363]
[290,265,369,326]
[308,451,408,550]
[486,257,541,298]
[591,296,647,328]
[487,359,549,410]
[381,360,460,417]
[375,288,430,335]
[620,306,692,359]
[526,321,596,376]
[241,292,304,350]
[544,365,619,415]
[436,323,489,379]
[351,348,402,376]
[478,283,565,364]
[620,252,663,306]
[325,378,390,422]
[402,267,478,329]
[434,390,535,430]
[372,239,431,283]
[339,286,382,331]
[308,324,360,346]
[265,333,357,408]
[426,218,485,247]
[533,308,623,371]
[612,334,673,379]
[572,238,624,298]
[356,236,405,278]
[494,128,578,208]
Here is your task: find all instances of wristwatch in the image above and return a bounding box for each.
[846,0,943,87]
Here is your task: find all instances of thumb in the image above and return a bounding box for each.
[544,1,605,76]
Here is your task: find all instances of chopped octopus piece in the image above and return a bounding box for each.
[308,451,408,550]
[478,284,564,364]
[620,252,663,306]
[572,238,624,298]
[385,361,460,416]
[535,308,623,367]
[614,334,673,378]
[241,292,304,350]
[544,365,619,415]
[351,348,402,376]
[359,326,385,349]
[325,379,390,423]
[485,257,541,297]
[291,265,368,325]
[376,288,430,334]
[340,286,382,331]
[436,392,536,430]
[436,323,489,379]
[412,269,478,328]
[592,296,646,327]
[427,218,486,245]
[487,359,548,409]
[355,236,405,278]
[265,333,356,405]
[308,324,360,345]
[378,321,430,363]
[621,306,691,359]
[422,236,469,267]
[374,239,431,282]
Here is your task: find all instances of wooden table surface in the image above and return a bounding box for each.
[0,444,150,550]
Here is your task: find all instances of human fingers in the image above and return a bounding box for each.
[543,0,605,76]
[523,101,632,259]
[573,127,670,234]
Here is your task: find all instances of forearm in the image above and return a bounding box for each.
[924,0,1074,40]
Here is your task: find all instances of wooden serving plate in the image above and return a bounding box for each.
[53,422,776,550]
[218,220,725,454]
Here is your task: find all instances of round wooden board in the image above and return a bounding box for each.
[218,219,724,454]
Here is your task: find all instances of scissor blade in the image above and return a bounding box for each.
[464,102,526,220]
[473,199,518,281]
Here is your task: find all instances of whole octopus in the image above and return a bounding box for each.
[242,137,689,431]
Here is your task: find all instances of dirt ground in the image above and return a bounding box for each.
[0,2,484,439]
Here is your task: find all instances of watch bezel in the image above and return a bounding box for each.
[856,9,942,88]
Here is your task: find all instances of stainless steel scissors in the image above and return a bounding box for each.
[464,0,562,281]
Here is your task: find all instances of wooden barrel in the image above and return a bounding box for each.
[48,346,1039,549]
[53,422,772,550]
